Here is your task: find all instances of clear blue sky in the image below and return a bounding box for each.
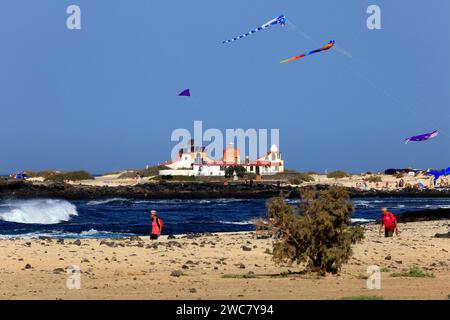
[0,0,449,174]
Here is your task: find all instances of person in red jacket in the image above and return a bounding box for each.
[150,210,164,240]
[379,208,399,237]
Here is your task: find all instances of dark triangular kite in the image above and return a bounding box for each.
[178,89,190,97]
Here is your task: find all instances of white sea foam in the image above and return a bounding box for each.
[87,198,128,206]
[351,218,376,223]
[0,199,78,224]
[219,220,253,225]
[0,229,132,239]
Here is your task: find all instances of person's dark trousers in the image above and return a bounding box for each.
[150,234,159,240]
[385,229,394,237]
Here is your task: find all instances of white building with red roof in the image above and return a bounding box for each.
[159,143,284,177]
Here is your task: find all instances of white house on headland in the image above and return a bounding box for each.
[159,143,284,177]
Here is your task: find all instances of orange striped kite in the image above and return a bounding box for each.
[280,40,335,63]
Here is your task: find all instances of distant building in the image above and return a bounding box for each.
[159,143,284,177]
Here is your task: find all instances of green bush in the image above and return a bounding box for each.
[327,170,351,179]
[138,165,170,177]
[363,176,382,183]
[390,267,434,278]
[29,170,63,179]
[289,173,315,185]
[225,165,246,178]
[45,171,94,182]
[245,172,257,180]
[268,187,364,275]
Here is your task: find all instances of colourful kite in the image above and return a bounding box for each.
[404,130,438,144]
[222,15,286,44]
[280,40,335,63]
[426,167,450,181]
[178,89,191,97]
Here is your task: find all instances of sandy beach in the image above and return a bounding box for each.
[0,220,448,300]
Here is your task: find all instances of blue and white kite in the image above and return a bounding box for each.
[222,15,286,44]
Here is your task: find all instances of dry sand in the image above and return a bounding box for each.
[0,220,449,300]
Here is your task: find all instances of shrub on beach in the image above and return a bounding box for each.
[266,187,364,275]
[44,171,94,182]
[225,165,246,178]
[327,170,351,179]
[289,173,315,185]
[363,176,382,183]
[245,172,257,180]
[138,165,170,177]
[390,267,434,278]
[29,170,64,179]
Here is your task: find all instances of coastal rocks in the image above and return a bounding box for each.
[100,240,117,248]
[24,264,32,269]
[38,236,53,242]
[0,179,298,200]
[241,246,252,252]
[434,232,450,238]
[73,240,82,246]
[53,268,65,274]
[385,255,392,260]
[170,270,183,277]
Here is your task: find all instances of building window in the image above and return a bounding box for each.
[250,166,253,171]
[271,153,276,161]
[195,153,202,164]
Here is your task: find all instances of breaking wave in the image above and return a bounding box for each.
[0,199,78,224]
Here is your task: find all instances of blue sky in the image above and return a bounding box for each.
[0,0,449,174]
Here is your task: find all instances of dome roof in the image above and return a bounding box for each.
[270,144,278,153]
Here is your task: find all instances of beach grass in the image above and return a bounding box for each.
[340,295,384,300]
[356,274,369,280]
[390,267,434,278]
[380,267,391,273]
[221,273,257,279]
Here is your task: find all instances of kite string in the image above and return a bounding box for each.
[285,19,448,138]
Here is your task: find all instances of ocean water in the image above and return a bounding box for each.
[0,197,449,239]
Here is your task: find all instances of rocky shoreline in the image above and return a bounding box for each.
[1,179,450,200]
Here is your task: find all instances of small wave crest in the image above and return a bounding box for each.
[219,220,253,225]
[87,198,128,206]
[0,199,78,224]
[351,218,375,223]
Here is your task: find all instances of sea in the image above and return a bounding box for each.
[0,197,449,239]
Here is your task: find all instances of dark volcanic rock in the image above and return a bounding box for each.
[434,232,450,239]
[170,270,183,277]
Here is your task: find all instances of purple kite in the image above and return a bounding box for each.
[404,130,438,144]
[178,89,190,97]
